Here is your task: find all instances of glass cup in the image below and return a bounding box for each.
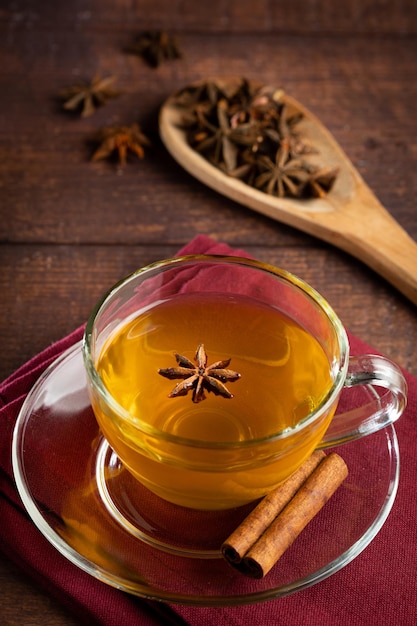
[83,255,407,511]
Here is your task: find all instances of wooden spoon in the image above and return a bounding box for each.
[159,81,417,305]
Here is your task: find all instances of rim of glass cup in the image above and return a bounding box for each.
[82,255,350,449]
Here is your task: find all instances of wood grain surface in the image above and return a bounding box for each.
[1,0,416,623]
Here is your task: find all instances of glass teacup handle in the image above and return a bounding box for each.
[320,355,407,448]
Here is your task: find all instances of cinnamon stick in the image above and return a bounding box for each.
[222,452,348,578]
[221,450,326,564]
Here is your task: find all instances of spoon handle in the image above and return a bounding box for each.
[232,170,417,305]
[350,221,417,306]
[207,168,417,305]
[322,187,417,306]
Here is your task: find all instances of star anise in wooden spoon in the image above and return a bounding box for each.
[169,77,340,200]
[92,123,151,165]
[255,139,310,197]
[60,74,122,118]
[303,166,340,198]
[158,344,241,403]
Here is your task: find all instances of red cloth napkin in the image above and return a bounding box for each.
[1,234,416,625]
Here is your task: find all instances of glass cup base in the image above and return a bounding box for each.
[95,438,256,558]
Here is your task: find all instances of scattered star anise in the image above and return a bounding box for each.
[126,30,181,68]
[59,74,122,118]
[170,77,339,199]
[158,344,241,403]
[91,123,151,165]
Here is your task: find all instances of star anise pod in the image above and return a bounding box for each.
[224,78,261,122]
[91,123,151,165]
[255,139,310,197]
[175,80,222,107]
[176,97,216,131]
[158,344,241,403]
[192,99,262,171]
[188,99,239,171]
[303,166,340,198]
[127,30,181,67]
[60,74,122,118]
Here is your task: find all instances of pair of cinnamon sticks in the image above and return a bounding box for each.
[221,450,348,579]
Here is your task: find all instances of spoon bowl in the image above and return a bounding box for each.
[159,79,417,305]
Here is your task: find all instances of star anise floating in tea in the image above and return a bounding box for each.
[92,123,151,165]
[59,74,123,118]
[158,344,241,403]
[126,30,181,68]
[170,77,339,199]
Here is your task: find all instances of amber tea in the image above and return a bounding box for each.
[93,292,335,510]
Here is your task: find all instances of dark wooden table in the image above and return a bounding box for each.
[1,1,416,623]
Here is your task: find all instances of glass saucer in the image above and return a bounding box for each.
[12,342,400,606]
